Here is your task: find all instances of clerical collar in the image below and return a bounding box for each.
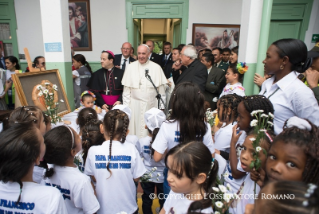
[107,66,114,71]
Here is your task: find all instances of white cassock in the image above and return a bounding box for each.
[122,60,167,138]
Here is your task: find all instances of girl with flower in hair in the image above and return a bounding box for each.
[219,62,248,98]
[74,90,106,120]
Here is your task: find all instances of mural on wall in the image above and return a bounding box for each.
[192,24,240,51]
[68,0,92,51]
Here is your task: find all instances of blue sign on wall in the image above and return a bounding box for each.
[45,42,62,52]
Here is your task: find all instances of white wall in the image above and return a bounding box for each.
[305,0,319,50]
[15,0,44,62]
[186,0,243,44]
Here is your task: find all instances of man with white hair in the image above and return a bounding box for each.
[174,45,208,92]
[122,44,167,138]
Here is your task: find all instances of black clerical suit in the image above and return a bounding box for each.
[114,54,136,70]
[175,59,208,92]
[87,67,124,108]
[149,53,162,66]
[204,66,226,110]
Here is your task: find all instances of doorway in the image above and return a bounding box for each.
[126,0,189,52]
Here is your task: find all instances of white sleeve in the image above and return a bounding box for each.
[214,127,232,151]
[48,189,68,214]
[84,149,94,176]
[72,70,80,77]
[294,87,319,127]
[158,84,166,109]
[203,123,215,154]
[74,177,100,214]
[136,139,143,158]
[151,123,168,154]
[233,88,245,97]
[123,86,131,106]
[132,147,147,179]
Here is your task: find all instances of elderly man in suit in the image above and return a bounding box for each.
[173,45,207,92]
[114,42,136,71]
[201,53,226,110]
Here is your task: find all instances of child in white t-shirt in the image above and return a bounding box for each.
[42,126,100,214]
[74,119,104,173]
[159,141,216,214]
[85,109,146,214]
[0,121,67,213]
[151,82,215,196]
[138,108,166,214]
[214,94,244,159]
[9,106,47,184]
[219,62,248,98]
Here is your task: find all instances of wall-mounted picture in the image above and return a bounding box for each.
[68,0,92,51]
[12,69,71,117]
[192,24,240,52]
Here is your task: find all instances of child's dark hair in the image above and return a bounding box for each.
[259,181,319,213]
[169,82,207,144]
[228,63,244,83]
[73,54,92,74]
[0,111,11,131]
[81,93,94,103]
[165,141,218,214]
[103,109,129,177]
[218,94,244,122]
[272,120,319,185]
[147,128,160,157]
[43,126,76,178]
[242,95,274,131]
[0,123,41,203]
[9,106,43,130]
[77,107,98,131]
[82,119,104,165]
[32,56,44,68]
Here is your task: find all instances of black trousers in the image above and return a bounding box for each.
[141,182,164,214]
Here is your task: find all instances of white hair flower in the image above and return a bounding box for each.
[215,201,223,208]
[267,121,274,127]
[250,110,257,116]
[218,185,227,193]
[212,187,220,192]
[250,119,258,127]
[261,114,268,118]
[249,137,256,142]
[256,146,262,152]
[268,112,274,119]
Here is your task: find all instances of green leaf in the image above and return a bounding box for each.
[249,162,254,169]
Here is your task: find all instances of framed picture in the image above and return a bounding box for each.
[12,69,71,117]
[192,24,240,52]
[68,0,92,51]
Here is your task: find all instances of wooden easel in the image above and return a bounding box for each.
[15,48,46,107]
[23,47,46,72]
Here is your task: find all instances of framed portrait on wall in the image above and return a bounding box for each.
[68,0,92,51]
[192,24,240,52]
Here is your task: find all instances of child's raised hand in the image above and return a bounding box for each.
[231,124,242,146]
[250,168,265,187]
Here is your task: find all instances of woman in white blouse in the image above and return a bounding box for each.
[260,39,319,134]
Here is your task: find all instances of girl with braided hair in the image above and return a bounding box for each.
[9,106,47,184]
[0,122,67,213]
[84,109,146,214]
[246,181,319,214]
[42,126,100,213]
[265,116,319,186]
[214,94,244,160]
[75,107,98,135]
[260,38,319,135]
[74,119,104,172]
[224,95,274,195]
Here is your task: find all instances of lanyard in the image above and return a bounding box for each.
[263,87,280,99]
